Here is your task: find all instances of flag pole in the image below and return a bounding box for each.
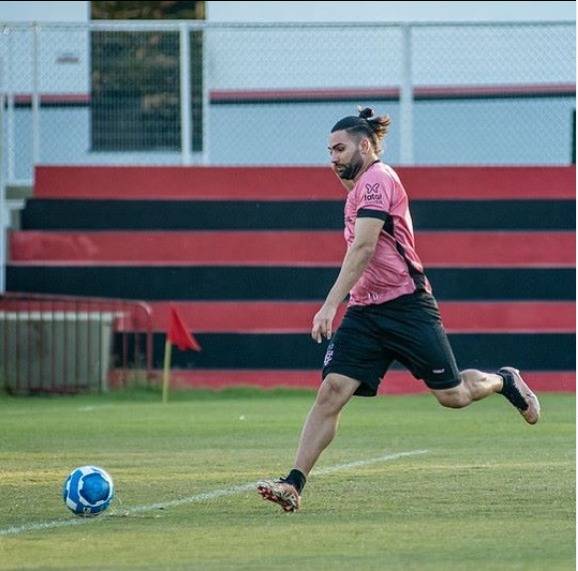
[162,338,172,404]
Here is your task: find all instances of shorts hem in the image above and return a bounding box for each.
[322,366,380,397]
[422,376,462,390]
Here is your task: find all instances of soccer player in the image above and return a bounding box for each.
[257,107,540,513]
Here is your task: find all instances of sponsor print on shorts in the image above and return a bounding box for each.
[324,342,335,367]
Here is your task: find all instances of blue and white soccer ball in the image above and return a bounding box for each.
[62,466,114,517]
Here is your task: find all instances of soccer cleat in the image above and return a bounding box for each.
[499,367,541,425]
[257,479,301,512]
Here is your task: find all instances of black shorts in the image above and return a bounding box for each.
[322,291,461,396]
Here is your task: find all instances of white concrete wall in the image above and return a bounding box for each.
[206,1,576,22]
[1,1,574,24]
[0,1,89,22]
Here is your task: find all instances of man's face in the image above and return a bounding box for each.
[328,130,364,180]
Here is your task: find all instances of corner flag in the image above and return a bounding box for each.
[168,307,202,351]
[163,306,201,403]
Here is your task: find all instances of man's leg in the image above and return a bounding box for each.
[293,373,361,476]
[257,373,360,511]
[431,369,502,408]
[431,368,540,424]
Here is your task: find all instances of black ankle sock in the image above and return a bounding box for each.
[497,371,528,411]
[283,469,306,494]
[497,372,510,394]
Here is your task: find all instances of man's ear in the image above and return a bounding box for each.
[360,137,371,155]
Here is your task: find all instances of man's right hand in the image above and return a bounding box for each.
[311,303,338,344]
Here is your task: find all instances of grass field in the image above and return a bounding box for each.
[0,388,574,571]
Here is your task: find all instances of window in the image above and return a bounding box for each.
[90,1,205,152]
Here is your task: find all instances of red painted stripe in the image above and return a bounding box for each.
[10,231,575,267]
[438,302,576,333]
[145,301,575,333]
[34,166,576,200]
[13,84,574,107]
[415,232,575,267]
[9,231,343,265]
[34,166,343,201]
[13,93,90,105]
[134,369,576,394]
[0,298,571,333]
[212,83,575,102]
[414,83,576,98]
[211,87,401,102]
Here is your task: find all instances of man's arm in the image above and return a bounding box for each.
[311,216,384,343]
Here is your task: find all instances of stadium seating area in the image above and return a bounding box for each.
[7,165,576,393]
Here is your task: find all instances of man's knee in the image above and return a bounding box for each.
[316,374,357,411]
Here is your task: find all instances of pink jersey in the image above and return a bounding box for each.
[344,161,431,306]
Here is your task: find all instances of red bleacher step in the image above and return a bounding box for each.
[10,230,575,267]
[35,165,576,200]
[146,301,575,334]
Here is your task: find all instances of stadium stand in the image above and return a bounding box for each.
[7,165,576,393]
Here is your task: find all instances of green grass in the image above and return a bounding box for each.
[0,389,574,570]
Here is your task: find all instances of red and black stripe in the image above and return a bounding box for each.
[21,199,576,231]
[9,230,575,267]
[6,266,575,301]
[116,332,575,372]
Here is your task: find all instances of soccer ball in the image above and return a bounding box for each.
[62,466,114,517]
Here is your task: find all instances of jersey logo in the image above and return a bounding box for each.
[364,183,382,201]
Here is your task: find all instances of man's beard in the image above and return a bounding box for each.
[337,154,364,180]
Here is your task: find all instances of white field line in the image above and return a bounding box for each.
[0,449,428,537]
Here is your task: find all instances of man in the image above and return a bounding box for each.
[257,107,540,513]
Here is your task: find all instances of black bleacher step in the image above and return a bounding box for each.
[117,332,575,371]
[21,199,575,230]
[7,266,575,301]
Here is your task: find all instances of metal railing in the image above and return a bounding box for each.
[0,20,574,183]
[0,292,153,394]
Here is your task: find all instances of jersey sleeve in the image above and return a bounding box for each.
[355,171,393,221]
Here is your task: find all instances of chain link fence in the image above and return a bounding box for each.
[0,21,575,182]
[412,22,576,165]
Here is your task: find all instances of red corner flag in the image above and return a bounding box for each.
[168,307,202,351]
[163,306,201,403]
